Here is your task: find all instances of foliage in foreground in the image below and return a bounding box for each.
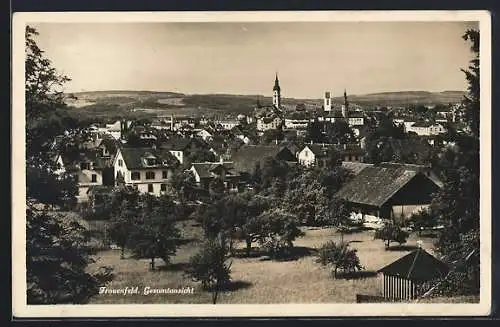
[27,204,113,304]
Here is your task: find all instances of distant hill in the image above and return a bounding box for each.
[330,91,466,106]
[64,90,466,119]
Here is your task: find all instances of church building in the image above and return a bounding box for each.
[255,73,284,132]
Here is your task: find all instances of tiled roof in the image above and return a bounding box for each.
[410,121,434,128]
[335,164,437,207]
[119,147,179,169]
[191,162,239,179]
[230,145,296,174]
[160,137,194,151]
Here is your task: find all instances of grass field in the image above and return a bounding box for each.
[88,223,449,304]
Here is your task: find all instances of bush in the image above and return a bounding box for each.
[374,222,409,250]
[315,241,363,278]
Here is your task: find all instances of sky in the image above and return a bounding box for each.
[31,21,478,99]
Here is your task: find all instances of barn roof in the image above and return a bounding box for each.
[377,248,449,282]
[335,165,427,207]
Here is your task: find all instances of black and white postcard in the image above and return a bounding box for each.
[12,10,492,317]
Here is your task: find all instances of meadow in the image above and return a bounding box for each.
[87,222,455,304]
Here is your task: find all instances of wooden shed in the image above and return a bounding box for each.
[377,247,449,301]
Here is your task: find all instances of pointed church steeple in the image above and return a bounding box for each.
[272,72,281,108]
[273,72,280,92]
[342,88,349,118]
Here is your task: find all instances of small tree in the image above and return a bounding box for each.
[108,199,138,259]
[408,208,437,236]
[209,176,226,198]
[374,222,409,250]
[253,208,305,259]
[315,241,363,278]
[128,195,180,270]
[185,238,232,304]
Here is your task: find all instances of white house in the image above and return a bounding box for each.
[297,144,331,168]
[105,120,122,140]
[54,150,105,203]
[407,121,447,136]
[197,129,214,141]
[284,118,309,129]
[257,116,282,131]
[113,147,179,196]
[347,112,365,126]
[215,120,240,130]
[236,134,252,145]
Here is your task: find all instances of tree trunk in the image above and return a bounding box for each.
[245,238,252,257]
[386,239,390,250]
[120,246,125,259]
[212,283,219,304]
[150,257,155,271]
[229,237,234,256]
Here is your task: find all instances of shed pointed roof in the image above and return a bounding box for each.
[377,248,449,282]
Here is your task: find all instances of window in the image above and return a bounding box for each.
[91,174,97,183]
[162,170,168,179]
[146,171,155,180]
[148,184,154,193]
[118,159,123,167]
[146,158,157,166]
[160,184,167,192]
[80,162,90,170]
[131,171,140,180]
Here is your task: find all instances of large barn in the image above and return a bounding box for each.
[335,162,441,222]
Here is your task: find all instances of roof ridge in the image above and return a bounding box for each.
[406,248,421,279]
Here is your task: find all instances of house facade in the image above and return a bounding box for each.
[189,160,241,193]
[55,150,106,203]
[407,121,447,136]
[257,116,283,131]
[297,144,337,167]
[113,147,179,196]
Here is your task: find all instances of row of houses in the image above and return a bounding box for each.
[54,130,443,227]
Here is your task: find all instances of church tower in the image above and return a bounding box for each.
[341,88,349,118]
[272,72,281,108]
[324,91,332,112]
